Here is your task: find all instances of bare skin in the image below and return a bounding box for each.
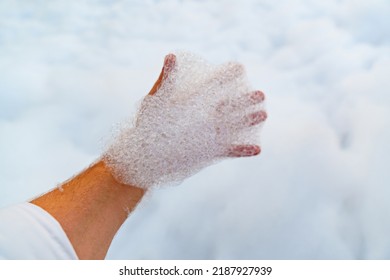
[31,54,266,259]
[31,161,144,259]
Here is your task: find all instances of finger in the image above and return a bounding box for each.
[148,53,176,96]
[208,62,245,87]
[228,110,267,128]
[215,110,266,134]
[248,90,265,104]
[227,145,261,157]
[245,110,267,126]
[217,90,265,112]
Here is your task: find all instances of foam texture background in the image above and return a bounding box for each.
[103,52,265,189]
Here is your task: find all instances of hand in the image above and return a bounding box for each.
[104,52,267,188]
[147,53,267,157]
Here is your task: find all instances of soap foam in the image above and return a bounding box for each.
[103,52,266,189]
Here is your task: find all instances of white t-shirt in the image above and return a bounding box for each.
[0,202,78,259]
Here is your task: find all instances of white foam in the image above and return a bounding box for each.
[103,52,266,189]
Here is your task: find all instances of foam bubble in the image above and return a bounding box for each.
[103,52,266,189]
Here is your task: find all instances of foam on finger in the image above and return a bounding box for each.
[102,52,266,189]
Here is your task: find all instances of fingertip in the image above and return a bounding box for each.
[248,110,267,126]
[253,145,261,156]
[164,53,176,61]
[164,53,176,72]
[227,145,261,157]
[224,62,245,80]
[250,90,265,103]
[226,61,245,75]
[259,110,267,121]
[148,54,176,96]
[211,61,245,85]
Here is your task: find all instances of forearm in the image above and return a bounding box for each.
[30,52,266,260]
[31,160,145,259]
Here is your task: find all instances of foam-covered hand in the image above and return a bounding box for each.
[103,52,267,189]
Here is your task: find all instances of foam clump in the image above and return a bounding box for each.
[103,52,266,189]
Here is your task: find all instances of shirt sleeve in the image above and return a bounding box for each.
[0,202,78,260]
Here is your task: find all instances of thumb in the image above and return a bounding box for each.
[148,54,176,96]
